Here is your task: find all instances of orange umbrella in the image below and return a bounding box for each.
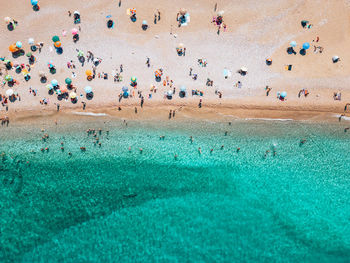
[54,41,61,48]
[85,70,92,76]
[9,44,18,52]
[60,87,68,93]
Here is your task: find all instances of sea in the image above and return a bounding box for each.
[0,118,349,262]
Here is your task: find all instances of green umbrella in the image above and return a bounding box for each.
[5,75,12,81]
[52,35,60,42]
[131,76,137,82]
[65,78,72,85]
[26,52,32,57]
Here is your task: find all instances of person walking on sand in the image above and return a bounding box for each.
[154,14,157,24]
[140,96,144,108]
[120,64,123,73]
[56,103,60,112]
[172,110,175,118]
[82,101,86,110]
[135,107,138,114]
[118,0,121,7]
[198,99,202,108]
[158,10,161,21]
[189,67,193,76]
[169,110,172,119]
[183,47,186,56]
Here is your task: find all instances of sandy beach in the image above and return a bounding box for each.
[1,0,350,125]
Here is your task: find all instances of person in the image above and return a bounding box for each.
[135,107,137,114]
[344,127,349,132]
[183,47,186,56]
[198,99,202,108]
[172,110,175,118]
[119,0,121,7]
[140,96,144,108]
[154,14,157,24]
[169,110,172,119]
[120,64,123,72]
[189,68,192,76]
[68,11,71,17]
[82,101,86,110]
[158,10,161,21]
[198,147,202,155]
[265,86,271,96]
[146,57,150,67]
[56,103,60,112]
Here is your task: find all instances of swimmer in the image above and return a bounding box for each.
[300,139,307,146]
[68,152,72,156]
[344,127,350,132]
[221,145,224,149]
[61,142,64,145]
[228,122,231,126]
[139,148,143,153]
[41,128,45,132]
[190,136,193,143]
[98,128,102,135]
[210,149,213,154]
[174,154,178,160]
[45,147,49,151]
[225,131,228,136]
[98,142,101,147]
[80,147,86,152]
[128,146,131,151]
[236,147,240,153]
[198,147,202,154]
[61,147,64,151]
[40,148,44,152]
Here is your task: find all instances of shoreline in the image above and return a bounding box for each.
[2,99,349,127]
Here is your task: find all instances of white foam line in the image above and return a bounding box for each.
[334,114,350,121]
[72,112,108,117]
[244,118,294,122]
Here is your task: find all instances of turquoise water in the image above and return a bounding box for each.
[0,119,349,262]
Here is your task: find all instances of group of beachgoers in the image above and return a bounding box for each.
[0,2,349,127]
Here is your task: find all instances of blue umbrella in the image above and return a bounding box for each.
[51,79,58,86]
[180,85,186,92]
[302,42,310,50]
[290,41,297,47]
[31,0,38,5]
[280,91,287,98]
[84,86,92,93]
[122,86,128,92]
[142,20,147,25]
[16,41,22,48]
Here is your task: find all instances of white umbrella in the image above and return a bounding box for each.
[240,67,248,72]
[217,10,225,16]
[332,56,340,63]
[167,90,173,96]
[6,89,14,96]
[74,11,80,15]
[70,92,77,99]
[28,38,34,45]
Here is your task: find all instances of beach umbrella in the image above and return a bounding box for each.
[302,42,310,50]
[52,35,60,42]
[54,41,61,48]
[69,92,77,99]
[71,28,78,35]
[39,71,45,77]
[31,0,38,5]
[223,68,231,77]
[5,75,12,81]
[60,87,68,93]
[179,8,187,15]
[122,86,128,92]
[46,84,53,90]
[280,91,287,98]
[74,11,80,15]
[142,20,147,25]
[290,41,297,47]
[65,78,72,85]
[130,8,136,15]
[154,70,162,77]
[16,41,22,48]
[167,90,173,96]
[12,61,19,66]
[180,85,186,92]
[177,43,184,49]
[28,38,35,45]
[131,76,137,82]
[26,52,32,57]
[77,50,84,57]
[9,44,17,52]
[4,17,11,24]
[332,56,340,63]
[85,69,92,76]
[6,89,14,96]
[84,86,92,93]
[51,79,58,86]
[217,10,225,16]
[240,67,248,72]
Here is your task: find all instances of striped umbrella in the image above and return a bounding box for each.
[131,76,137,83]
[154,70,162,77]
[130,8,136,15]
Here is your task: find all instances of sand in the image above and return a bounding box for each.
[1,0,350,123]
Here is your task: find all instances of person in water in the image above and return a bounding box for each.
[198,147,202,154]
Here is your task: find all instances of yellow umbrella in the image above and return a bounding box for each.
[85,69,92,76]
[69,92,77,99]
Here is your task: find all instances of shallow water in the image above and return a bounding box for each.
[0,120,349,262]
